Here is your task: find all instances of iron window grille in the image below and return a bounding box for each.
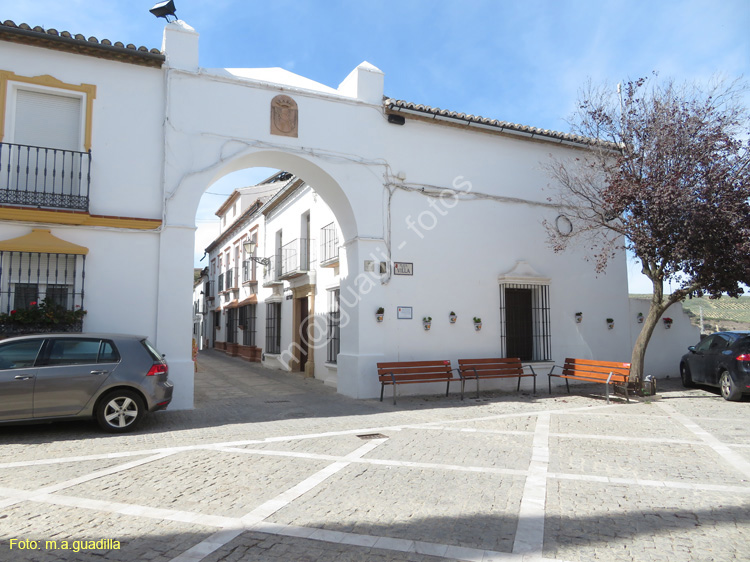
[498,282,551,362]
[0,143,91,211]
[320,223,339,264]
[265,302,281,354]
[240,304,257,346]
[0,251,85,331]
[226,268,235,290]
[226,307,237,344]
[217,273,224,293]
[327,289,340,363]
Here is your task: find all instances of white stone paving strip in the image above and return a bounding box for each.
[512,412,551,558]
[0,452,174,510]
[656,402,750,480]
[168,438,389,562]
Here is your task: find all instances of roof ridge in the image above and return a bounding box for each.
[383,96,601,146]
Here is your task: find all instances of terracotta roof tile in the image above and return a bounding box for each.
[1,20,164,67]
[383,97,598,146]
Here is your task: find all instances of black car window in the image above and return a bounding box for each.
[0,339,43,369]
[709,334,732,352]
[736,337,750,353]
[45,339,102,366]
[695,336,714,353]
[98,341,120,363]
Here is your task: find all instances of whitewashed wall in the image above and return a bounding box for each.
[5,19,690,409]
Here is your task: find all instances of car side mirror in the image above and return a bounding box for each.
[688,346,696,353]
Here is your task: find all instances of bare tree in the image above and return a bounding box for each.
[545,75,750,385]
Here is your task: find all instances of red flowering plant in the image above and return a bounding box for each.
[0,298,86,330]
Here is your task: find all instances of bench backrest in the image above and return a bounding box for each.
[377,360,453,383]
[457,357,524,377]
[563,358,631,383]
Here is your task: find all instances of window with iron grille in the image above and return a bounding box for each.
[320,223,339,264]
[217,273,224,293]
[0,252,85,315]
[226,307,237,344]
[265,302,281,354]
[327,289,340,363]
[240,304,256,346]
[498,283,551,361]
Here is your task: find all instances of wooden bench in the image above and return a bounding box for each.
[377,360,458,405]
[457,358,537,399]
[548,358,631,403]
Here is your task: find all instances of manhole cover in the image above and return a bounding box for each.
[356,433,388,440]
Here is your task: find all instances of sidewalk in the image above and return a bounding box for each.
[0,349,748,561]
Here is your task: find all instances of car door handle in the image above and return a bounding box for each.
[14,374,35,381]
[90,370,109,375]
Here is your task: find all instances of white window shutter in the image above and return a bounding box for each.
[14,89,82,151]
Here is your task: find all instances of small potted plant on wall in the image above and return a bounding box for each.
[637,312,644,324]
[663,317,673,329]
[376,307,384,322]
[606,318,615,330]
[575,312,583,323]
[449,311,457,324]
[423,316,432,330]
[473,317,482,331]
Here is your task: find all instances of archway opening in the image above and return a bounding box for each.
[189,154,355,397]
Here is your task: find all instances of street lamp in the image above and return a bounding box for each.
[243,240,271,266]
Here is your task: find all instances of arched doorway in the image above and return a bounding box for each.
[158,148,387,409]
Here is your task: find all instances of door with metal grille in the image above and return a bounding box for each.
[505,288,533,360]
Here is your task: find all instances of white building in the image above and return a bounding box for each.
[207,173,343,388]
[1,19,697,409]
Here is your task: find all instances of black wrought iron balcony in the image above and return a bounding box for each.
[320,223,339,267]
[262,255,283,286]
[280,238,312,279]
[0,142,91,211]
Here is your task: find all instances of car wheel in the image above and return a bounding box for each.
[96,390,145,432]
[719,371,742,402]
[680,363,695,388]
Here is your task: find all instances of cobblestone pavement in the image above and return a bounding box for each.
[1,349,749,561]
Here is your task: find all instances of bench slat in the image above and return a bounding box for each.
[549,358,631,404]
[377,360,457,405]
[456,358,536,398]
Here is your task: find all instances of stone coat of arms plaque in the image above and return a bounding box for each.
[271,95,298,137]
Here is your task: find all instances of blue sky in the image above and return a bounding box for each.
[6,0,750,290]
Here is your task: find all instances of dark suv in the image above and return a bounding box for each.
[680,331,750,401]
[0,333,173,432]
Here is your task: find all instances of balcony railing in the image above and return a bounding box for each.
[280,238,311,279]
[217,273,224,293]
[242,260,257,283]
[0,142,91,211]
[226,268,236,290]
[262,255,283,286]
[320,223,339,267]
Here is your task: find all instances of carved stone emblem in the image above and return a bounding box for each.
[271,95,298,137]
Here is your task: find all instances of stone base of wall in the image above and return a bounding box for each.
[212,341,261,362]
[238,345,262,362]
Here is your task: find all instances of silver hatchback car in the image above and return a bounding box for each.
[0,333,173,432]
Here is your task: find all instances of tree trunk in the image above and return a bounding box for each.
[629,305,666,384]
